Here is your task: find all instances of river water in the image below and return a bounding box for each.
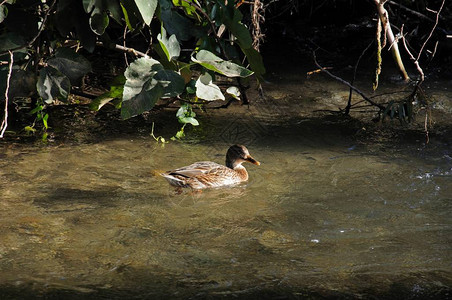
[1,74,451,298]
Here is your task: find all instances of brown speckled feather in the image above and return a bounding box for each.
[161,145,260,190]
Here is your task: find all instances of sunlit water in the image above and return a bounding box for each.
[1,68,452,298]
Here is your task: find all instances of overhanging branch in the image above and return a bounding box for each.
[312,50,385,111]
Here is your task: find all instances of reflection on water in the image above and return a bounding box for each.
[1,113,451,299]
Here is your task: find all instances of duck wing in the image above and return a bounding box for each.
[167,161,225,178]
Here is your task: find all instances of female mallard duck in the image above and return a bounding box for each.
[161,144,260,190]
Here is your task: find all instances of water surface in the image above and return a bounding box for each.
[1,73,452,298]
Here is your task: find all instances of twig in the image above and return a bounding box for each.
[346,41,373,114]
[400,25,424,82]
[0,0,57,56]
[0,51,13,138]
[400,0,444,85]
[417,0,445,62]
[312,50,385,110]
[96,42,148,58]
[387,1,435,22]
[399,0,444,144]
[123,25,130,66]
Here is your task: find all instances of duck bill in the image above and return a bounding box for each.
[246,156,260,166]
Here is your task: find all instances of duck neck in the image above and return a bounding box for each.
[226,160,235,169]
[226,160,248,180]
[226,159,242,169]
[234,165,249,181]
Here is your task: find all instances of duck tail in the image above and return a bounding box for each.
[151,169,167,177]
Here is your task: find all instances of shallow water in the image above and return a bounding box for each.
[1,60,452,298]
[1,105,451,298]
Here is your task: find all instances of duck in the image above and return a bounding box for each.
[161,144,260,190]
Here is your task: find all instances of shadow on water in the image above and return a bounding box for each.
[0,271,451,299]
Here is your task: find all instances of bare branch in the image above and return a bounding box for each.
[312,50,385,110]
[0,51,13,138]
[387,1,435,22]
[96,42,148,58]
[346,41,374,114]
[399,0,445,85]
[417,0,445,62]
[123,25,130,66]
[400,25,424,82]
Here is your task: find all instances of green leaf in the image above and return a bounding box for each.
[135,0,158,25]
[223,9,252,49]
[47,48,92,85]
[90,75,125,111]
[154,69,185,98]
[83,0,96,13]
[159,0,199,41]
[30,105,44,115]
[121,57,185,118]
[176,103,198,125]
[90,93,116,111]
[121,57,164,119]
[121,79,163,119]
[82,0,110,35]
[186,79,196,94]
[157,26,181,61]
[37,66,71,104]
[106,1,122,23]
[90,7,109,35]
[123,57,163,101]
[241,46,266,79]
[226,86,240,100]
[195,73,224,101]
[174,128,185,139]
[181,117,198,126]
[172,0,197,17]
[0,5,8,23]
[42,113,49,129]
[192,50,253,78]
[24,126,36,133]
[120,1,141,30]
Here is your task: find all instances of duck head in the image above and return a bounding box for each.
[226,144,260,169]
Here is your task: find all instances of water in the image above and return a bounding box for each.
[1,78,452,298]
